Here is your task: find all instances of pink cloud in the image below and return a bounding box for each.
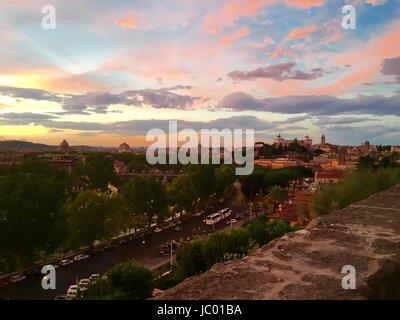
[202,0,325,34]
[219,27,251,47]
[114,11,146,30]
[313,21,400,95]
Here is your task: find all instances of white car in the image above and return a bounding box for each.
[154,227,162,233]
[59,259,74,267]
[9,275,26,283]
[66,285,78,299]
[89,274,100,283]
[79,278,91,288]
[73,254,90,261]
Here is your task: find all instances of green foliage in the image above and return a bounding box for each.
[312,168,400,215]
[239,165,312,200]
[63,190,127,248]
[175,241,206,279]
[73,154,116,191]
[168,164,219,211]
[121,176,168,224]
[0,160,68,270]
[175,213,293,281]
[86,261,154,300]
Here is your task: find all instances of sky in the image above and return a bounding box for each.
[0,0,399,146]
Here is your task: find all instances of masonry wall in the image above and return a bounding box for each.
[156,185,400,300]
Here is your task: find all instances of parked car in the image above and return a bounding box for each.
[119,239,129,245]
[30,269,42,277]
[103,244,116,251]
[174,226,182,232]
[0,280,9,288]
[235,214,243,220]
[226,218,238,226]
[79,278,91,288]
[89,274,100,283]
[154,227,162,233]
[73,254,90,261]
[193,210,204,216]
[59,259,74,267]
[66,285,78,299]
[9,275,26,284]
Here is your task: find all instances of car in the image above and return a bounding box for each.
[174,226,182,232]
[66,285,78,299]
[235,214,243,220]
[154,227,162,233]
[119,239,129,245]
[226,218,238,226]
[73,254,90,261]
[9,275,26,283]
[54,295,72,300]
[79,278,91,288]
[59,259,74,267]
[30,269,42,277]
[193,210,204,216]
[91,248,104,255]
[89,274,100,283]
[0,280,9,288]
[103,244,116,251]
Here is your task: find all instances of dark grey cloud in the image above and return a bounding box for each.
[228,62,323,82]
[217,92,400,116]
[381,56,400,82]
[315,116,377,126]
[0,113,276,135]
[0,86,200,114]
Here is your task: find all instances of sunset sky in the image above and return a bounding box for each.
[0,0,399,146]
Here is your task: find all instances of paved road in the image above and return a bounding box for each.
[0,205,249,300]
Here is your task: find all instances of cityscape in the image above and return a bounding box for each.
[0,0,400,306]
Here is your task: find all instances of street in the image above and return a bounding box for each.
[0,205,249,300]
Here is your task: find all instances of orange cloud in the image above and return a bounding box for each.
[114,11,146,30]
[219,27,251,47]
[284,0,325,8]
[285,25,318,42]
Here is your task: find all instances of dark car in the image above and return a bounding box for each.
[235,214,243,220]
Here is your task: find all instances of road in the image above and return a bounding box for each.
[0,204,249,300]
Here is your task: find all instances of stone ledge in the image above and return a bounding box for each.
[156,185,400,300]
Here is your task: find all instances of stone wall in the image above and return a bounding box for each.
[156,185,400,300]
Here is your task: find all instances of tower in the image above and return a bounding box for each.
[321,134,326,145]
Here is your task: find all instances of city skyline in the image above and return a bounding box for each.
[0,0,400,147]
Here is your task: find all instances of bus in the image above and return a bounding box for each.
[205,208,232,225]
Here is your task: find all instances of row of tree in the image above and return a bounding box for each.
[0,156,236,273]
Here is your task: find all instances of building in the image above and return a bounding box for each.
[268,202,303,227]
[315,169,345,185]
[60,139,70,152]
[255,157,304,169]
[272,134,313,148]
[118,142,131,153]
[321,134,326,145]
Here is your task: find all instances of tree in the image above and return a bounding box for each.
[168,165,217,211]
[121,176,168,225]
[73,153,116,191]
[215,165,236,199]
[175,241,206,279]
[264,185,287,211]
[63,190,127,248]
[86,261,154,300]
[358,156,375,170]
[266,220,291,239]
[0,160,68,271]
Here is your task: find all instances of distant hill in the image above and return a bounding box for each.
[0,140,53,150]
